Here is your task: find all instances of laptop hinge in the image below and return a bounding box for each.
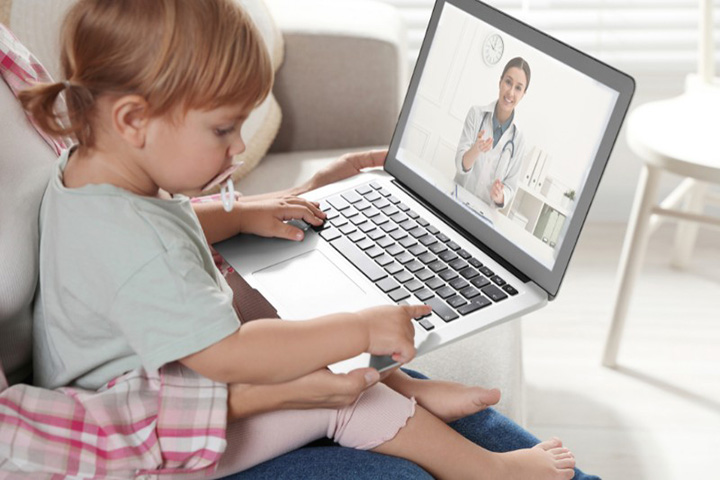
[391,179,532,285]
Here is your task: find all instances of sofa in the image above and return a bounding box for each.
[0,0,524,475]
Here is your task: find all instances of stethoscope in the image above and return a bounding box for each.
[480,111,516,181]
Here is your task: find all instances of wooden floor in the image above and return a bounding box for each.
[522,222,720,480]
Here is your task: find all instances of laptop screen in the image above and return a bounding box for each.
[385,0,634,298]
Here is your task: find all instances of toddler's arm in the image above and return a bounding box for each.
[180,304,430,385]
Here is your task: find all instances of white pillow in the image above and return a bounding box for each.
[2,0,283,184]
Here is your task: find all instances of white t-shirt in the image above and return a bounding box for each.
[33,150,240,389]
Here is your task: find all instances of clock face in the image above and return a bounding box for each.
[483,33,504,66]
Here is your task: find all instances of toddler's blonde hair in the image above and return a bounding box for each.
[20,0,273,147]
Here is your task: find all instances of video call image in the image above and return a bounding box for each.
[396,3,619,269]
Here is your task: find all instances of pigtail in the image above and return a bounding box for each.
[18,81,95,146]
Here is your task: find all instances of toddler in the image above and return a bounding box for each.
[22,1,577,478]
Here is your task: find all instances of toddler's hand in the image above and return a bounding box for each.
[356,304,431,364]
[236,196,325,240]
[305,149,387,192]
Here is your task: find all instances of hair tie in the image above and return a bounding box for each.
[62,80,71,89]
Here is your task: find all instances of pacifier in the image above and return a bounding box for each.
[201,162,244,212]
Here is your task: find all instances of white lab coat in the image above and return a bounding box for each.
[454,102,525,208]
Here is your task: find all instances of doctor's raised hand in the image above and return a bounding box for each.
[461,130,493,172]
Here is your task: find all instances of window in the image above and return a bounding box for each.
[380,0,720,76]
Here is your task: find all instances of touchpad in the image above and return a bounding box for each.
[253,249,371,319]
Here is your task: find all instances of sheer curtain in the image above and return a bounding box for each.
[380,0,719,84]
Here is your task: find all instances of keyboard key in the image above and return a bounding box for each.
[405,279,423,292]
[406,210,419,219]
[414,287,435,301]
[331,216,348,228]
[417,318,435,331]
[367,229,384,240]
[396,252,414,264]
[449,259,468,271]
[389,287,410,302]
[471,276,491,289]
[429,260,447,273]
[359,222,377,234]
[425,297,459,322]
[394,271,413,283]
[479,266,495,277]
[429,243,447,255]
[341,191,362,204]
[375,254,394,267]
[319,227,341,241]
[439,269,458,282]
[426,225,440,235]
[377,236,394,248]
[371,215,389,225]
[425,277,444,290]
[354,199,371,211]
[439,251,457,263]
[365,245,383,258]
[389,229,407,241]
[330,236,386,282]
[419,234,437,247]
[468,257,483,268]
[397,202,410,212]
[409,226,426,238]
[490,275,506,286]
[482,285,508,302]
[380,222,398,233]
[377,277,400,293]
[416,268,434,281]
[503,284,519,296]
[387,195,401,205]
[385,262,404,275]
[459,286,481,299]
[446,241,461,251]
[459,267,479,280]
[339,224,357,235]
[418,252,436,264]
[447,295,467,308]
[363,207,381,218]
[356,184,373,196]
[399,237,417,248]
[372,198,390,209]
[349,215,367,225]
[437,285,455,299]
[399,219,416,231]
[457,249,471,259]
[377,187,392,198]
[327,195,350,210]
[416,217,430,227]
[408,245,426,256]
[348,231,365,243]
[365,191,381,202]
[370,181,382,190]
[385,244,404,256]
[406,260,424,273]
[389,212,408,223]
[380,204,399,216]
[457,296,492,315]
[436,233,450,243]
[449,278,469,290]
[325,208,339,220]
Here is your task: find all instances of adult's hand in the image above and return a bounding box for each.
[461,130,492,172]
[303,149,387,193]
[227,367,381,420]
[490,179,505,205]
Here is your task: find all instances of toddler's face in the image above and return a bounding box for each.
[142,104,249,195]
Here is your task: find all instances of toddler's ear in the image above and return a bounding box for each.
[111,95,150,148]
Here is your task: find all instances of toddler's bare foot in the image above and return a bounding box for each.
[495,437,576,480]
[385,372,500,423]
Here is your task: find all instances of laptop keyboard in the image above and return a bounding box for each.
[316,182,519,331]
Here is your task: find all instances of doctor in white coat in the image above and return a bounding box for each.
[454,57,530,208]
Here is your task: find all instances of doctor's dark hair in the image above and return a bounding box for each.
[19,0,272,148]
[501,57,531,93]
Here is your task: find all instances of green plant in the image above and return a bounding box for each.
[563,189,576,201]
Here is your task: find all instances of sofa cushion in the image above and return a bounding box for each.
[1,0,284,185]
[0,79,55,385]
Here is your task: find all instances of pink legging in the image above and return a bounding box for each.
[169,382,416,479]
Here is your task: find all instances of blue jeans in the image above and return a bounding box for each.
[223,369,600,479]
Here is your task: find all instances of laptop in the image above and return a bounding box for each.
[215,0,635,373]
